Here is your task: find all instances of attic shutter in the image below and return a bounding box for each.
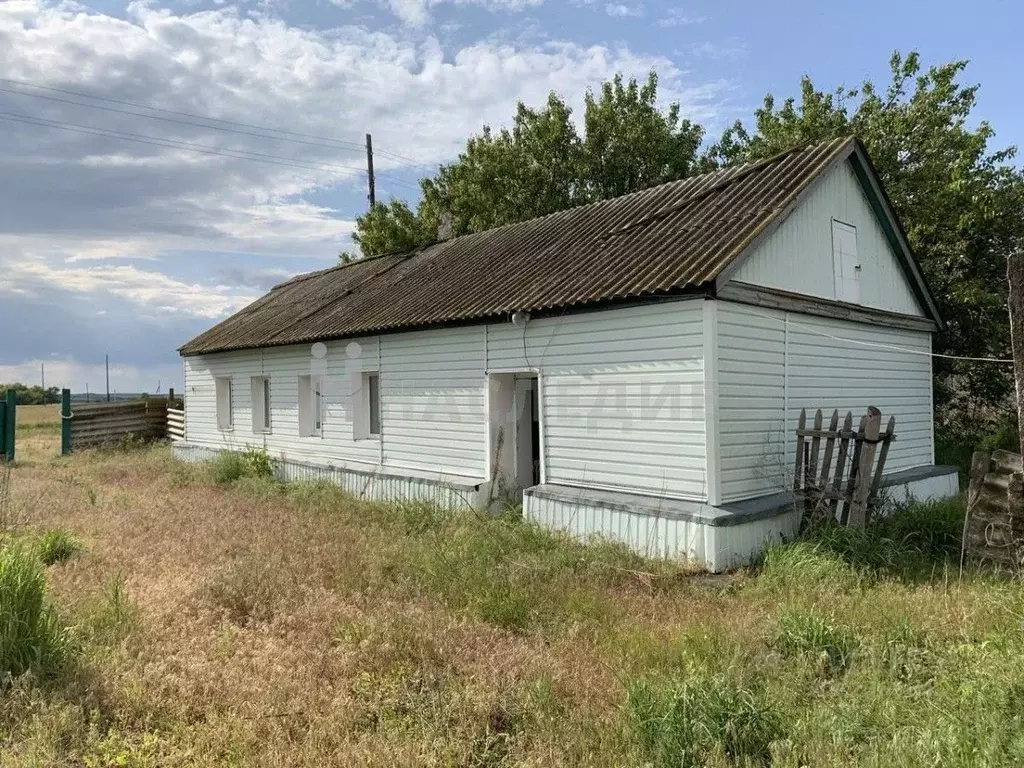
[831,220,860,303]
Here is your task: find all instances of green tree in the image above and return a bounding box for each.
[0,383,58,405]
[706,51,1024,431]
[346,72,704,258]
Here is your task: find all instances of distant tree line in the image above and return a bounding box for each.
[0,383,61,405]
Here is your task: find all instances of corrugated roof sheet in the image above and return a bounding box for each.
[181,136,858,355]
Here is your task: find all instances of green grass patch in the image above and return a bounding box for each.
[34,529,82,566]
[772,609,859,676]
[625,675,785,768]
[208,447,275,485]
[0,543,74,679]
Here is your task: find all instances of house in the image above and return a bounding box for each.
[176,136,958,570]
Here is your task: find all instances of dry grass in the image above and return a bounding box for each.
[12,405,60,434]
[1,431,1023,766]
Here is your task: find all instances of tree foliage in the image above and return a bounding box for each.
[0,383,60,405]
[707,51,1024,428]
[345,72,703,256]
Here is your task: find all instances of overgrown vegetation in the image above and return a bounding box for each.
[0,542,73,680]
[6,433,1024,765]
[209,446,275,484]
[34,528,82,566]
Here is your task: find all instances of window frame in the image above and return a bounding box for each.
[298,374,324,438]
[215,376,233,431]
[354,371,382,440]
[251,376,272,434]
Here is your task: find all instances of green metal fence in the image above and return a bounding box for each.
[0,390,16,462]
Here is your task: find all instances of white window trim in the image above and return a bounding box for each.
[215,376,233,432]
[298,374,324,438]
[251,376,272,434]
[353,371,382,441]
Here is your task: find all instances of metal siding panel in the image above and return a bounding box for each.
[381,325,486,478]
[534,303,707,499]
[716,301,934,503]
[732,162,924,317]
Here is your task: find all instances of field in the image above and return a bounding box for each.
[1,430,1023,766]
[11,405,60,433]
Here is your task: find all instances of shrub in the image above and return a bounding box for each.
[625,675,785,768]
[35,529,82,566]
[0,543,73,679]
[209,447,275,485]
[772,609,859,675]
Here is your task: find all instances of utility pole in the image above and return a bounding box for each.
[85,383,90,403]
[105,354,110,403]
[40,363,45,402]
[365,132,376,208]
[1007,252,1024,458]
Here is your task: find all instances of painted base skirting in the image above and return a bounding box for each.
[171,441,487,508]
[524,465,960,572]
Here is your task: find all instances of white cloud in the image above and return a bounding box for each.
[1,257,258,320]
[605,2,643,17]
[378,0,544,26]
[656,9,704,27]
[0,1,732,387]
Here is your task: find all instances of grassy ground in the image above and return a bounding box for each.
[1,432,1022,766]
[11,405,60,435]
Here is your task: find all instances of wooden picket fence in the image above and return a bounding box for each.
[794,406,896,529]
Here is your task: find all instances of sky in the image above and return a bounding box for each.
[0,0,1021,396]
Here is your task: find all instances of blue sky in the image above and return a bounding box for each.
[0,0,1019,394]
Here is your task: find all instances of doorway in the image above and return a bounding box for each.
[487,372,540,505]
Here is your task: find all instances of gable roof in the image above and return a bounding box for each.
[180,136,941,356]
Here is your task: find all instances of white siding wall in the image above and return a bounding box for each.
[380,326,486,477]
[488,302,706,499]
[183,338,383,469]
[182,300,706,496]
[732,160,924,317]
[715,302,935,502]
[717,303,788,501]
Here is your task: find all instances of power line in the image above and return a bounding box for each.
[0,77,437,172]
[0,109,422,189]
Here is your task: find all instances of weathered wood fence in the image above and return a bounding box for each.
[963,450,1024,569]
[61,389,183,452]
[794,406,896,529]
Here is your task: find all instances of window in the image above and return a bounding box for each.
[831,219,861,303]
[298,375,324,437]
[215,377,233,430]
[251,376,271,433]
[367,373,381,437]
[354,372,381,439]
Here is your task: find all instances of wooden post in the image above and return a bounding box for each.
[1007,252,1024,459]
[61,388,72,456]
[848,407,882,528]
[3,389,15,463]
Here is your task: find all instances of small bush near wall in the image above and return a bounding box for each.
[209,448,275,485]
